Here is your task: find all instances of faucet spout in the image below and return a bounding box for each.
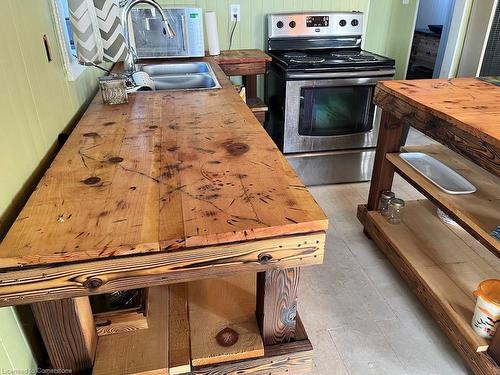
[121,0,175,74]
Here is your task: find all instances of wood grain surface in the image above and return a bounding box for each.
[0,58,327,270]
[189,273,264,366]
[0,232,324,307]
[388,144,500,257]
[375,78,500,176]
[488,330,500,366]
[168,283,191,375]
[32,297,97,374]
[256,268,300,345]
[92,286,169,375]
[359,201,500,374]
[366,110,405,211]
[190,339,313,375]
[212,49,272,65]
[94,309,148,337]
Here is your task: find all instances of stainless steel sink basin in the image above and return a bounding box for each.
[152,74,219,90]
[141,62,210,75]
[138,62,220,91]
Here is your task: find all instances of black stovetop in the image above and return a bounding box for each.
[268,48,395,71]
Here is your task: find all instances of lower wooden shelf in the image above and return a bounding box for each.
[92,275,312,375]
[247,97,268,124]
[387,144,500,256]
[358,200,500,375]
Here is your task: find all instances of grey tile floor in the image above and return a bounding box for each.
[299,130,471,374]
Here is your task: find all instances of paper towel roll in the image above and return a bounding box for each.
[205,11,220,56]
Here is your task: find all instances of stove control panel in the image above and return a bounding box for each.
[268,12,363,38]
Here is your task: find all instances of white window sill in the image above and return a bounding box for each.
[68,56,87,81]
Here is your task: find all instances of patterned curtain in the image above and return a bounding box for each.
[68,0,128,65]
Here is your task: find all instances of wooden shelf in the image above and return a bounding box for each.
[358,200,500,374]
[93,286,169,375]
[247,97,268,124]
[247,97,268,113]
[92,276,312,374]
[387,144,500,257]
[188,273,264,366]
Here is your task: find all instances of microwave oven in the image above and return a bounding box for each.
[129,7,205,58]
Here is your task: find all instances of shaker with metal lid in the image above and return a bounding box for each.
[388,198,405,224]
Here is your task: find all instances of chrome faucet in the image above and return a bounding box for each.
[121,0,175,74]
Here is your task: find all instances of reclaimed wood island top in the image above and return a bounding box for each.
[375,78,500,176]
[0,59,327,306]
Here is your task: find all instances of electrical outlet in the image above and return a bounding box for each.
[230,4,240,22]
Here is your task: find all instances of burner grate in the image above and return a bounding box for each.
[290,56,326,64]
[283,51,308,58]
[330,50,359,57]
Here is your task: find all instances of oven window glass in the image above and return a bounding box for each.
[299,86,374,136]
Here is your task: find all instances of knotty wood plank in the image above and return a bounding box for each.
[256,268,300,345]
[92,286,169,375]
[189,273,264,366]
[95,311,148,336]
[488,330,500,366]
[360,200,500,374]
[375,78,500,176]
[212,50,272,65]
[0,232,325,307]
[387,144,500,257]
[0,58,327,269]
[32,297,97,374]
[0,96,162,268]
[157,73,327,250]
[168,283,191,375]
[190,339,313,375]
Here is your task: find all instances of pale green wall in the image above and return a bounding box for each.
[158,0,370,51]
[0,309,37,371]
[0,0,418,371]
[364,0,420,79]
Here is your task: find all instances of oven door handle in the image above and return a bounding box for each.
[287,69,396,80]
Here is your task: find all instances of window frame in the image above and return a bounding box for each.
[50,0,87,81]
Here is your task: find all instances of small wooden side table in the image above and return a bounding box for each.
[213,49,272,124]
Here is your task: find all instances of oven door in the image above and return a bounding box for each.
[283,73,391,153]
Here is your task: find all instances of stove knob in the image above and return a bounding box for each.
[351,19,359,27]
[289,20,296,28]
[339,19,347,27]
[277,21,284,29]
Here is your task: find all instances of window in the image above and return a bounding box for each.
[51,0,86,80]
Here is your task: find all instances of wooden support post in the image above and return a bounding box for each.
[243,75,258,101]
[256,268,300,345]
[488,329,500,366]
[366,111,405,211]
[169,283,191,375]
[31,297,97,374]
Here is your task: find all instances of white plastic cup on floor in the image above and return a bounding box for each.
[471,279,500,339]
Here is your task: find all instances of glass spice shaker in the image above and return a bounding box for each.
[388,198,405,224]
[378,190,395,217]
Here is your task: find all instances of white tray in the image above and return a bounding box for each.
[400,152,476,195]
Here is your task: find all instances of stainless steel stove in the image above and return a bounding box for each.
[265,12,400,185]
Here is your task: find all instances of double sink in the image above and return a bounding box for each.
[138,62,221,91]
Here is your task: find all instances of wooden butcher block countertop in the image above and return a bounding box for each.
[375,78,500,176]
[0,59,327,270]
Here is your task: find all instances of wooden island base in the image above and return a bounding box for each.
[32,268,314,375]
[360,78,500,375]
